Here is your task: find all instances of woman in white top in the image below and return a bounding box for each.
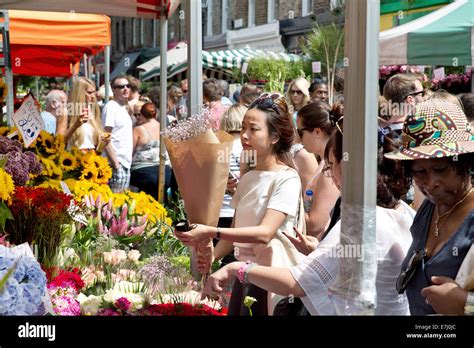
[57,77,107,152]
[202,120,416,315]
[175,94,302,315]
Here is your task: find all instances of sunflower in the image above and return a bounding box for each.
[40,157,63,179]
[0,168,15,204]
[0,126,11,137]
[72,180,112,202]
[91,155,112,184]
[36,179,62,191]
[80,165,98,182]
[41,132,56,155]
[54,134,66,154]
[58,151,78,172]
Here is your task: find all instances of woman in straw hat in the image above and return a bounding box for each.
[385,99,474,315]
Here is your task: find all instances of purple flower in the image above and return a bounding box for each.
[97,308,121,316]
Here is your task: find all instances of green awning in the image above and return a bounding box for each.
[139,46,302,80]
[379,0,474,66]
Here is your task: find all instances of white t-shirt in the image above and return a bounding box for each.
[102,100,133,169]
[78,122,95,150]
[231,167,301,262]
[291,201,415,315]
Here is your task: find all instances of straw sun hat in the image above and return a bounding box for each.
[385,99,474,160]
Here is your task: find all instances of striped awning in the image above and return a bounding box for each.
[0,0,181,18]
[140,46,302,80]
[379,0,474,66]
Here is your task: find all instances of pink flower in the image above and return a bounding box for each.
[98,308,121,316]
[115,297,131,312]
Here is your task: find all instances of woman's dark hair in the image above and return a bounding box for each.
[308,78,327,93]
[141,102,157,119]
[324,118,411,209]
[249,95,296,169]
[298,101,343,136]
[377,123,411,209]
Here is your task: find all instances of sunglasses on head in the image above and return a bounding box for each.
[113,84,131,90]
[396,248,426,294]
[248,93,285,114]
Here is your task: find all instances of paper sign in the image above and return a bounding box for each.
[12,94,44,148]
[60,181,88,225]
[433,67,445,80]
[241,62,249,74]
[312,61,321,73]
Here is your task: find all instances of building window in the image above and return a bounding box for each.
[207,0,213,37]
[140,19,144,45]
[121,20,126,50]
[222,0,228,33]
[302,0,312,16]
[267,0,276,23]
[132,18,137,46]
[115,22,120,49]
[248,0,255,27]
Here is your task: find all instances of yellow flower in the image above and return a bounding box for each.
[40,157,63,180]
[71,180,113,202]
[58,151,78,172]
[0,168,15,204]
[36,179,62,191]
[0,126,11,137]
[80,166,98,182]
[41,132,56,155]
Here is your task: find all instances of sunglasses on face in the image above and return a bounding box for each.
[297,127,312,138]
[396,248,426,294]
[405,90,425,99]
[113,84,131,90]
[291,89,303,96]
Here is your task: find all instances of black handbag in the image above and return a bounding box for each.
[273,297,311,316]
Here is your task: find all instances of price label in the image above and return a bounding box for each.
[12,94,44,147]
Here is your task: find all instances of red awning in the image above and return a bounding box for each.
[1,10,111,77]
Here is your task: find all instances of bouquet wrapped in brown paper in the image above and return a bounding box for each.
[162,109,233,279]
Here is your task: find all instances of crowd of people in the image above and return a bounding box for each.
[37,71,473,316]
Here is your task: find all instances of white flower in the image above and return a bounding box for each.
[103,289,145,311]
[127,250,141,263]
[103,249,127,266]
[77,293,102,316]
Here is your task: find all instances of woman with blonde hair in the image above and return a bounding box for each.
[57,77,108,152]
[284,77,311,120]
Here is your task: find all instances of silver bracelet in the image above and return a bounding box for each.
[243,263,257,285]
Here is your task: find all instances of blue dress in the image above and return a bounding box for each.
[403,199,474,315]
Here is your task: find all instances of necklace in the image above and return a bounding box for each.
[434,187,473,237]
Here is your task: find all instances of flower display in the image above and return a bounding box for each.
[0,136,42,186]
[161,108,213,142]
[0,168,14,204]
[140,302,224,316]
[0,245,47,315]
[5,187,74,267]
[47,284,81,316]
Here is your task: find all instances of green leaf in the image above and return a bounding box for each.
[0,201,13,232]
[0,262,16,293]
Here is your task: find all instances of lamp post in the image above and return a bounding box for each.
[202,0,208,51]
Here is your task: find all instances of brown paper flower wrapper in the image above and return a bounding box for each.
[164,130,233,279]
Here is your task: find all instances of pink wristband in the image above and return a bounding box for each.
[237,261,250,284]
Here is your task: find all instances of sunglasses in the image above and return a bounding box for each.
[113,84,131,90]
[396,248,426,294]
[291,89,303,96]
[297,127,312,138]
[405,90,425,99]
[133,112,141,117]
[248,93,284,114]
